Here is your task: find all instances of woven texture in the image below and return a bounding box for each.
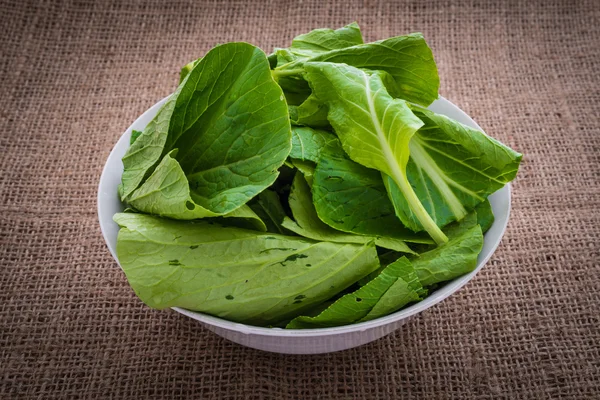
[1,0,599,398]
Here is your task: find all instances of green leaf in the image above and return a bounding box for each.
[248,189,288,234]
[384,105,521,232]
[475,199,494,234]
[303,62,454,244]
[120,43,291,217]
[213,206,267,232]
[284,172,415,253]
[286,255,420,328]
[270,23,365,97]
[360,212,485,289]
[179,58,200,84]
[130,130,143,145]
[290,159,316,186]
[357,249,412,287]
[290,126,341,163]
[290,94,331,128]
[273,23,365,127]
[287,22,364,59]
[267,51,278,69]
[114,213,379,326]
[120,95,177,200]
[274,32,439,106]
[125,151,266,229]
[283,91,310,106]
[359,257,423,322]
[411,212,484,286]
[312,140,432,245]
[126,150,220,219]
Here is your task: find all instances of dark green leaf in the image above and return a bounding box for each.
[475,199,495,234]
[283,172,415,252]
[120,43,291,218]
[411,212,484,286]
[312,150,432,244]
[248,190,288,234]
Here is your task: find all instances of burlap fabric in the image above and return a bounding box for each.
[1,0,599,398]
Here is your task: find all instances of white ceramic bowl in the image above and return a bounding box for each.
[98,96,511,354]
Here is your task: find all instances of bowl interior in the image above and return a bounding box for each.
[98,96,511,337]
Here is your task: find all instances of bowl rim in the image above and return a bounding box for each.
[98,95,511,338]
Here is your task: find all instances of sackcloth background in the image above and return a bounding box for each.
[1,0,599,398]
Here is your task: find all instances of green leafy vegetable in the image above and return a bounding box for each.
[179,58,200,84]
[312,149,432,244]
[384,105,521,232]
[289,94,331,128]
[287,255,421,328]
[124,150,266,230]
[290,159,316,186]
[130,130,143,145]
[273,32,439,106]
[475,199,495,234]
[115,212,379,326]
[120,42,291,217]
[302,62,455,244]
[411,212,483,286]
[283,22,364,60]
[113,25,521,329]
[290,126,341,163]
[359,257,423,321]
[288,127,341,186]
[248,189,288,234]
[284,172,415,253]
[270,22,365,98]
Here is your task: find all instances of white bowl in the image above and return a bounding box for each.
[98,96,511,354]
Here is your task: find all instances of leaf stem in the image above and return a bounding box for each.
[271,68,305,80]
[394,173,449,245]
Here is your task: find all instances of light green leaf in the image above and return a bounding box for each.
[359,257,423,322]
[358,248,427,289]
[290,126,341,163]
[248,189,288,234]
[274,33,439,106]
[130,130,143,145]
[271,23,365,97]
[114,213,379,326]
[273,23,365,127]
[286,255,419,328]
[360,212,484,289]
[384,105,521,232]
[287,22,364,59]
[411,212,484,286]
[284,172,415,253]
[120,43,291,217]
[215,205,267,232]
[126,151,266,229]
[127,150,220,219]
[312,139,432,245]
[289,126,340,187]
[179,58,200,84]
[291,70,407,130]
[120,94,178,200]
